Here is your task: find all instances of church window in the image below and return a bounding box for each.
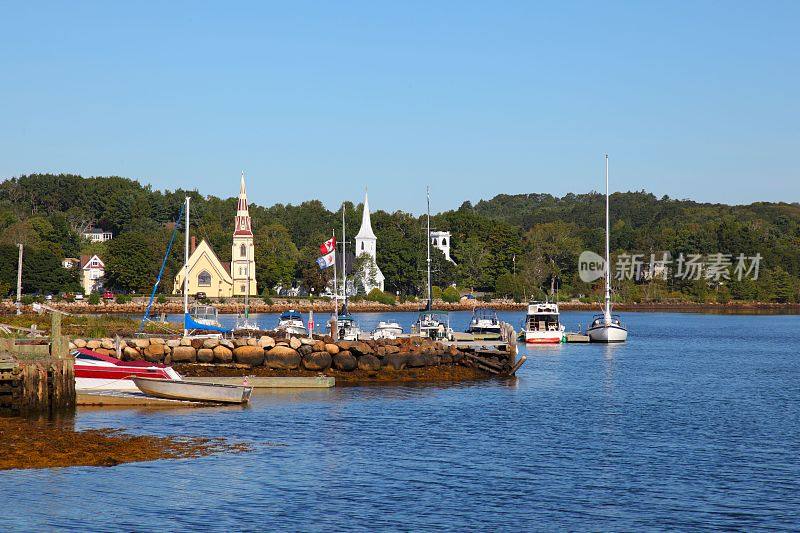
[241,285,245,293]
[433,238,438,246]
[442,238,447,246]
[361,242,365,251]
[198,271,212,287]
[240,244,246,257]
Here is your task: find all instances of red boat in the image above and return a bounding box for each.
[73,347,182,391]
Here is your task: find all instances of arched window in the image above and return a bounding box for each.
[197,271,212,287]
[361,242,365,251]
[432,238,438,246]
[240,244,247,257]
[442,238,447,246]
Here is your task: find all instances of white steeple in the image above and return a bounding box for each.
[354,189,384,292]
[231,171,256,296]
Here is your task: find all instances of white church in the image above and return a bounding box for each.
[354,191,385,293]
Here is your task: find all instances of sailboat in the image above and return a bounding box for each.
[411,187,453,341]
[328,204,362,341]
[587,155,628,343]
[181,196,230,337]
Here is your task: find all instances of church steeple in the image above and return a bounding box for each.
[234,171,252,236]
[355,190,377,241]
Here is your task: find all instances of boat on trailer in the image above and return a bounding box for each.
[132,376,252,404]
[74,348,182,391]
[522,301,565,344]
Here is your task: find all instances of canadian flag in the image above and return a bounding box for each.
[320,236,336,255]
[316,251,335,269]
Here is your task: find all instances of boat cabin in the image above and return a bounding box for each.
[524,302,561,333]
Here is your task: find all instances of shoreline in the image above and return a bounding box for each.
[2,300,799,316]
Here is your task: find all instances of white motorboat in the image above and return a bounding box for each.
[132,376,252,404]
[522,301,565,344]
[276,310,308,336]
[587,154,628,343]
[466,308,502,340]
[334,314,362,341]
[372,320,403,340]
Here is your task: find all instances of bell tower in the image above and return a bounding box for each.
[231,171,257,296]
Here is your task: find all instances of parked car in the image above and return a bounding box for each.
[74,293,84,301]
[102,290,114,300]
[45,294,53,301]
[195,291,207,300]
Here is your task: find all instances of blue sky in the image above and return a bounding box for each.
[1,1,797,213]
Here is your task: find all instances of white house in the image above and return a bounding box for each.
[80,254,105,294]
[62,257,80,269]
[354,191,385,293]
[82,228,113,242]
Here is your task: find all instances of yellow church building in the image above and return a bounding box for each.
[173,173,257,297]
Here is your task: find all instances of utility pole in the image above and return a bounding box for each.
[15,243,23,315]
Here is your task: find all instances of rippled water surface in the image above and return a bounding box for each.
[3,311,800,530]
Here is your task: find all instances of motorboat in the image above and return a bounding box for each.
[372,320,403,340]
[412,311,454,341]
[73,347,182,391]
[466,308,502,340]
[333,313,362,341]
[522,301,565,344]
[587,155,628,343]
[276,310,307,336]
[132,376,252,404]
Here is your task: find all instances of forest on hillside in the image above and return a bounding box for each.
[1,173,799,303]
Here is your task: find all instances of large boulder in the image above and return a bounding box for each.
[196,348,214,363]
[312,340,327,352]
[143,343,166,363]
[86,339,102,350]
[289,337,302,350]
[100,338,114,350]
[150,337,166,345]
[166,339,181,348]
[384,345,400,355]
[213,344,233,363]
[383,353,408,370]
[258,336,275,349]
[234,345,265,366]
[332,351,357,371]
[357,354,381,371]
[191,338,205,349]
[171,346,197,363]
[122,346,141,361]
[179,337,192,347]
[297,344,314,356]
[73,338,87,348]
[266,346,301,369]
[299,337,316,346]
[325,343,340,355]
[302,351,332,371]
[350,342,373,356]
[202,338,219,349]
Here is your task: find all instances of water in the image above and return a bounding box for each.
[3,311,800,530]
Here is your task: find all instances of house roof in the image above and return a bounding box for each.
[80,254,104,269]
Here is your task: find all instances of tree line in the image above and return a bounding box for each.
[1,173,799,303]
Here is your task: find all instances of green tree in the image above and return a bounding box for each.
[105,232,161,293]
[254,223,299,292]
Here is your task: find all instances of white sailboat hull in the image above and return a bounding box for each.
[587,324,628,343]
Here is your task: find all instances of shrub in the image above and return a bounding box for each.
[263,296,274,306]
[442,286,460,303]
[21,295,35,305]
[115,294,132,304]
[88,293,100,305]
[432,286,443,299]
[480,293,493,302]
[156,294,167,304]
[366,288,396,305]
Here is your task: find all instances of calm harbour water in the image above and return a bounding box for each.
[3,311,800,531]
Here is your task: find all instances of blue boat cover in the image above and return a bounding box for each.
[184,313,231,333]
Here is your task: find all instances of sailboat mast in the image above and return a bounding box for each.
[426,186,432,311]
[604,154,611,320]
[342,205,347,314]
[332,229,338,316]
[183,196,190,337]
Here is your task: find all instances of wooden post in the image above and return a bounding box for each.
[50,312,69,360]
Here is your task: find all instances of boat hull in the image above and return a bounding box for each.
[132,377,252,404]
[524,331,563,344]
[587,324,628,343]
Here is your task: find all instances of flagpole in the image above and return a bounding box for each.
[342,205,347,315]
[332,229,338,317]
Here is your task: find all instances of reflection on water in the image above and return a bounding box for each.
[2,312,800,530]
